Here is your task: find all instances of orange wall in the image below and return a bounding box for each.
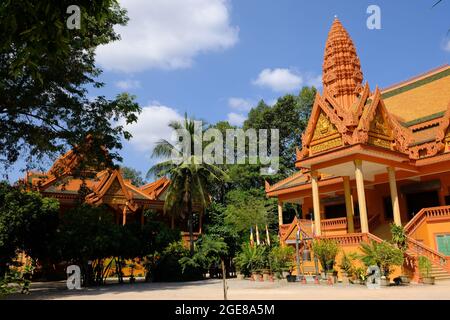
[409,219,450,251]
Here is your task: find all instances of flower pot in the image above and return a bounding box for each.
[237,273,245,280]
[398,275,410,285]
[380,277,390,287]
[251,272,258,281]
[263,273,270,281]
[282,271,290,279]
[341,272,350,284]
[421,277,435,285]
[286,275,296,282]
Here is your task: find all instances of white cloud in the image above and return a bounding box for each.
[96,0,239,72]
[253,68,302,92]
[306,74,322,88]
[115,79,141,90]
[122,104,183,153]
[227,112,246,126]
[228,97,254,111]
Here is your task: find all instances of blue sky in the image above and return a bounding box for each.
[6,0,450,182]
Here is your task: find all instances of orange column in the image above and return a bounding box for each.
[122,206,127,226]
[343,176,355,233]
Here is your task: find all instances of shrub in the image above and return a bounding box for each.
[358,241,403,277]
[312,239,339,274]
[418,256,432,278]
[339,252,354,276]
[269,245,294,276]
[234,243,266,276]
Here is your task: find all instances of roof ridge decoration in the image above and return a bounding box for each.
[322,18,364,109]
[85,169,138,211]
[140,176,170,200]
[352,87,413,153]
[410,101,450,159]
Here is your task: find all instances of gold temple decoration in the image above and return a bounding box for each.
[310,112,342,154]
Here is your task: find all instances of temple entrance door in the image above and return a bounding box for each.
[405,191,440,220]
[324,203,347,219]
[383,196,393,221]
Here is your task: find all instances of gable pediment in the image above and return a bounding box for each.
[367,108,394,149]
[310,111,343,154]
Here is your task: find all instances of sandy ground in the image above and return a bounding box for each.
[7,278,450,300]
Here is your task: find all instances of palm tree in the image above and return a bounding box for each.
[148,114,228,255]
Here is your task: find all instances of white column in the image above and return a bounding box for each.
[354,160,369,233]
[387,167,402,226]
[311,171,321,236]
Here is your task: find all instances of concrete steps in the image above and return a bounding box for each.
[431,266,450,280]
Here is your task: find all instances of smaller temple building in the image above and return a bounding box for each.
[25,147,202,243]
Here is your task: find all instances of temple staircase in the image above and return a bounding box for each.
[403,206,450,281]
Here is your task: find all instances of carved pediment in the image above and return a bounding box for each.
[367,108,393,149]
[312,112,339,141]
[310,112,343,154]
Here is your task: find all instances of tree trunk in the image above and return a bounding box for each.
[188,195,194,256]
[221,258,227,300]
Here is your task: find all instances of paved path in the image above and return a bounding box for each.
[8,279,450,300]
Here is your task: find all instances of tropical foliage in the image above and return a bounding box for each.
[418,256,432,278]
[0,182,59,277]
[234,243,267,276]
[358,241,404,277]
[312,239,340,274]
[0,1,140,171]
[149,115,228,255]
[269,245,295,277]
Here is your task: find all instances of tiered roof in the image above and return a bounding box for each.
[267,18,450,196]
[26,149,168,210]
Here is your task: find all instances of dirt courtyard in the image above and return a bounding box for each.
[7,278,450,300]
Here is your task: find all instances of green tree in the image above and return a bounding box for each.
[149,115,228,255]
[244,87,316,179]
[121,166,146,187]
[224,188,276,235]
[0,1,140,171]
[0,182,59,277]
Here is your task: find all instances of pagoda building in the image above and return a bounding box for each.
[25,146,202,242]
[266,18,450,281]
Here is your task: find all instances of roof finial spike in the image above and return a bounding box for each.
[334,14,338,19]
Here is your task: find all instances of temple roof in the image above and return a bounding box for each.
[266,19,450,198]
[382,65,450,123]
[26,150,169,207]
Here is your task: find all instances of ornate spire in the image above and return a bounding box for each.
[322,18,363,108]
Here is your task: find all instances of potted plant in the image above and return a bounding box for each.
[269,245,294,280]
[418,256,435,285]
[339,252,354,284]
[390,224,410,284]
[234,243,265,280]
[128,262,136,284]
[286,269,296,282]
[351,267,366,285]
[312,239,339,280]
[358,240,404,287]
